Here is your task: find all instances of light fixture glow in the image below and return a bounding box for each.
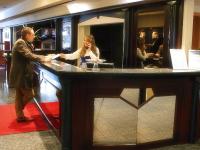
[125,0,143,3]
[0,12,5,20]
[67,2,91,14]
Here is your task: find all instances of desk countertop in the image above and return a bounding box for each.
[33,60,200,78]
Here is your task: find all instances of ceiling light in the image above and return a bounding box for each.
[67,2,91,13]
[125,0,143,2]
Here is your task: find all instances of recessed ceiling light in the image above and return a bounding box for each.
[125,0,143,2]
[67,2,91,13]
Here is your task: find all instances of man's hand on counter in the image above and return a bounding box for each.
[40,55,52,62]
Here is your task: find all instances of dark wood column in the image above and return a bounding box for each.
[192,14,200,49]
[71,16,79,51]
[124,8,137,68]
[10,27,14,50]
[163,0,184,67]
[56,18,62,51]
[175,0,184,49]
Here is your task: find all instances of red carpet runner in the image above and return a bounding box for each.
[0,102,59,135]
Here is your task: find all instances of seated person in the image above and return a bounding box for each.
[137,38,155,68]
[139,30,146,41]
[60,35,100,66]
[137,30,146,47]
[155,44,163,57]
[148,31,163,54]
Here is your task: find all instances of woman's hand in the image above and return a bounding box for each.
[88,43,92,49]
[59,53,66,59]
[155,53,160,58]
[147,53,155,58]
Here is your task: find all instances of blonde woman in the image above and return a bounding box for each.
[137,38,154,68]
[60,35,100,66]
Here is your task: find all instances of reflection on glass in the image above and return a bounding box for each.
[93,88,176,145]
[77,12,125,68]
[35,75,60,131]
[136,10,165,68]
[62,18,72,50]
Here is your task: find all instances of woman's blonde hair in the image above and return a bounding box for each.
[80,35,97,57]
[137,38,146,55]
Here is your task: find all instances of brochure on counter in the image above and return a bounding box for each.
[170,49,200,70]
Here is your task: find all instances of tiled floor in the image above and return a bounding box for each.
[0,68,15,104]
[0,68,61,150]
[0,131,61,150]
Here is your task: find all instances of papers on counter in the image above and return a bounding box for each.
[170,49,188,69]
[85,58,106,63]
[188,50,200,69]
[51,54,60,60]
[170,49,200,70]
[42,54,60,62]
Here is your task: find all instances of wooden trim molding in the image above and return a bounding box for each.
[194,12,200,16]
[192,15,200,49]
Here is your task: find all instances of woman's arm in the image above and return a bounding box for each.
[137,48,147,61]
[60,49,81,60]
[86,47,100,61]
[88,51,98,61]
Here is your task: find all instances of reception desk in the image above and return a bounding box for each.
[33,60,200,150]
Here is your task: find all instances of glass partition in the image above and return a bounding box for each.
[2,27,11,50]
[62,18,72,51]
[136,10,165,68]
[26,20,56,51]
[77,11,125,68]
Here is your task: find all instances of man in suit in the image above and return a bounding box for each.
[9,27,47,122]
[150,31,163,54]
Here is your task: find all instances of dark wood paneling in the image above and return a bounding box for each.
[162,1,183,67]
[10,27,14,49]
[121,7,138,68]
[175,0,184,48]
[69,78,194,150]
[33,60,200,150]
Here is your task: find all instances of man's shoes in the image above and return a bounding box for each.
[16,116,34,122]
